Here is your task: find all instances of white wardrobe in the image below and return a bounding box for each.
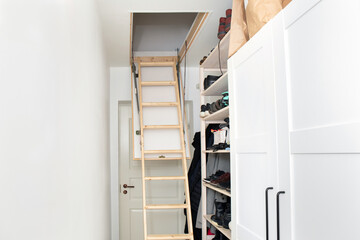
[228,0,360,239]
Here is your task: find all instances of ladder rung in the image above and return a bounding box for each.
[144,176,186,181]
[142,102,179,107]
[141,157,184,161]
[143,125,180,129]
[141,81,176,86]
[147,234,193,240]
[143,150,183,154]
[145,204,187,210]
[140,62,174,67]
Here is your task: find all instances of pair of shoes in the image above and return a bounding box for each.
[211,201,226,225]
[211,201,232,229]
[199,56,207,65]
[203,170,225,183]
[211,201,232,230]
[200,104,210,118]
[210,172,230,185]
[221,91,229,107]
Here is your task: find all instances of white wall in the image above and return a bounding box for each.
[109,64,200,239]
[0,1,110,240]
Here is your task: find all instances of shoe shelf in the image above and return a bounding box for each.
[200,25,231,240]
[204,215,232,239]
[201,72,228,96]
[203,150,230,154]
[204,106,229,121]
[203,182,231,197]
[201,30,231,69]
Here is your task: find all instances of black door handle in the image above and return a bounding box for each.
[265,187,274,240]
[276,191,286,240]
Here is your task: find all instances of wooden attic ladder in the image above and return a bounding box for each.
[135,56,194,240]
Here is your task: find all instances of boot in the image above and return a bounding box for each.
[211,200,226,225]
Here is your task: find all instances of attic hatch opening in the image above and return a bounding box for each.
[130,12,208,63]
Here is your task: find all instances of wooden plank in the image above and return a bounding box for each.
[143,125,180,129]
[141,102,179,107]
[134,157,183,161]
[179,12,209,63]
[145,204,187,210]
[137,64,148,239]
[204,106,229,121]
[141,81,176,86]
[203,182,231,197]
[134,56,177,63]
[144,176,186,181]
[147,234,193,240]
[140,62,175,67]
[143,150,183,154]
[172,64,194,237]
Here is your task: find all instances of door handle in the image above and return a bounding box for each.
[123,184,135,189]
[265,187,274,240]
[276,191,286,240]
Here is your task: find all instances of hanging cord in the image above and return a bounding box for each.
[218,40,223,76]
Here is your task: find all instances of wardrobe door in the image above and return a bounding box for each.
[284,0,360,239]
[229,21,279,240]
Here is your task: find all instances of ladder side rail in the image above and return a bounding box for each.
[137,63,148,239]
[172,63,194,238]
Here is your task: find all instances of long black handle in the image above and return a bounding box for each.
[265,187,274,240]
[276,191,286,240]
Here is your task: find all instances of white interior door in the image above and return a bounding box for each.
[118,102,186,240]
[229,21,279,240]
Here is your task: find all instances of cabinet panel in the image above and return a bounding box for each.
[292,154,360,240]
[229,22,279,240]
[284,0,360,239]
[284,0,360,130]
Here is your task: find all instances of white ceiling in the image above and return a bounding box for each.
[133,13,197,52]
[96,0,233,67]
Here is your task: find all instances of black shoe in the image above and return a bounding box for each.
[219,179,230,189]
[222,212,231,229]
[204,170,225,183]
[211,200,226,225]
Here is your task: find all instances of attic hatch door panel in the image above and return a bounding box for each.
[132,65,191,160]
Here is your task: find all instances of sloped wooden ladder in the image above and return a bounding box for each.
[135,57,194,240]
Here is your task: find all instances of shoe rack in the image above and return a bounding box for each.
[199,31,231,240]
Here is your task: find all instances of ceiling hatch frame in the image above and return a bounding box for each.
[129,12,209,65]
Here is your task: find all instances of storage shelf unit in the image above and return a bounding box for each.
[200,31,231,240]
[204,215,231,239]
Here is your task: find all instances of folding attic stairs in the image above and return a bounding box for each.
[135,56,194,240]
